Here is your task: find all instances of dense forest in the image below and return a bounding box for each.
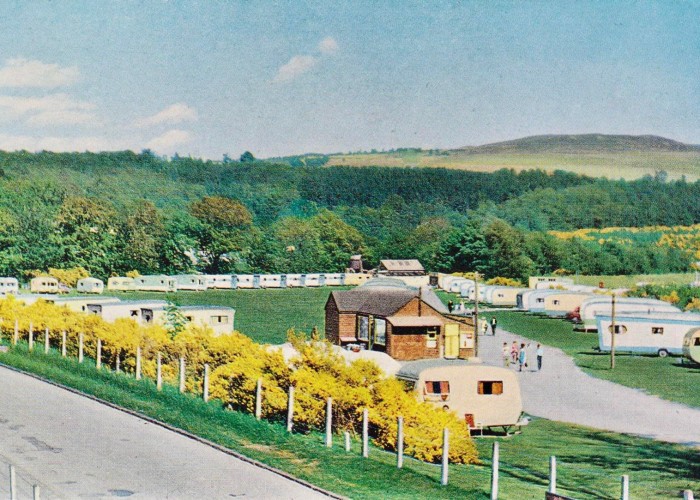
[0,150,698,282]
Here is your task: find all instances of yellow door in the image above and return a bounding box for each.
[444,323,459,358]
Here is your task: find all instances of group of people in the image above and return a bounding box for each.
[502,341,544,372]
[479,316,498,335]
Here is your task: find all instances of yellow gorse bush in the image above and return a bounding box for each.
[0,298,479,465]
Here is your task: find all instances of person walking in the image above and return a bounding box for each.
[490,316,498,335]
[510,341,518,365]
[480,317,488,335]
[447,300,454,313]
[536,343,544,371]
[502,342,510,367]
[518,343,527,372]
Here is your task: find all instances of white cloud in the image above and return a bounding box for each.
[0,93,98,127]
[273,55,317,83]
[145,129,193,152]
[0,58,79,88]
[318,37,339,55]
[135,103,198,128]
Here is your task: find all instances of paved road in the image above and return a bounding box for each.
[0,366,331,499]
[478,330,700,447]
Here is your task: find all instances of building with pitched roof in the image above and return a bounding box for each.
[325,278,474,361]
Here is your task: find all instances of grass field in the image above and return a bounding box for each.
[1,344,698,499]
[326,150,700,181]
[567,273,696,289]
[490,311,700,408]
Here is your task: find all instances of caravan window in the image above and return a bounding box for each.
[424,381,450,401]
[651,327,664,335]
[694,338,700,346]
[553,300,560,305]
[478,381,503,395]
[211,315,229,324]
[608,324,627,334]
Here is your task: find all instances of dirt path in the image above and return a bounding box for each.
[478,330,700,447]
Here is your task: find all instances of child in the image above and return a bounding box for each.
[502,342,510,367]
[518,343,527,372]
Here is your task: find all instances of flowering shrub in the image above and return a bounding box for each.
[0,298,479,465]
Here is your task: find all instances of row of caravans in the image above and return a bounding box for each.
[5,294,235,336]
[0,277,105,295]
[437,275,527,307]
[107,272,373,293]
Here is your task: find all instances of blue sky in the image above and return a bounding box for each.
[0,1,697,158]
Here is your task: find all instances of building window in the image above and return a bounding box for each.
[695,338,700,346]
[358,316,369,341]
[426,329,437,348]
[478,381,504,395]
[424,380,450,401]
[210,315,229,324]
[553,300,560,305]
[374,318,386,345]
[608,325,628,334]
[651,327,664,335]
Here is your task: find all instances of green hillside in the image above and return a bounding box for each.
[323,134,700,180]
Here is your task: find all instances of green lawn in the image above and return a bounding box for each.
[1,345,697,499]
[109,287,345,344]
[491,311,700,408]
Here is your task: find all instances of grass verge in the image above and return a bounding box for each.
[1,344,698,499]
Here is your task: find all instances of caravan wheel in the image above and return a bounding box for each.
[657,349,669,358]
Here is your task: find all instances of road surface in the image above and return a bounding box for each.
[478,330,700,447]
[0,365,333,499]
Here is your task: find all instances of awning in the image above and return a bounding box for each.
[387,315,445,327]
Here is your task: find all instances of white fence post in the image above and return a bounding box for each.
[32,484,40,500]
[13,319,18,345]
[344,431,351,452]
[9,464,16,500]
[116,352,121,372]
[621,475,629,500]
[441,427,449,486]
[490,441,500,500]
[136,346,142,380]
[684,490,695,500]
[179,356,186,393]
[28,322,34,351]
[61,330,66,357]
[362,408,369,458]
[157,352,163,390]
[397,416,404,468]
[96,338,102,369]
[549,455,557,493]
[286,386,295,432]
[78,333,84,363]
[203,363,210,402]
[44,327,50,354]
[255,378,262,420]
[325,397,333,447]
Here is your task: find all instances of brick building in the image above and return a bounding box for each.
[325,278,474,361]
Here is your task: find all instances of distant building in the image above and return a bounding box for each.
[325,278,474,361]
[377,259,425,277]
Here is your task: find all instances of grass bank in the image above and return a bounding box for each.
[491,311,700,408]
[0,345,697,498]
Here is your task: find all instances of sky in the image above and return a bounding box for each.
[0,1,697,158]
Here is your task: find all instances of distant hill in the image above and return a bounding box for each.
[323,134,700,181]
[457,134,700,154]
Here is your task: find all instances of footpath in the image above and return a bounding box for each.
[478,329,700,447]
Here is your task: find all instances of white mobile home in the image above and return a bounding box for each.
[53,296,120,313]
[205,274,234,289]
[285,274,305,287]
[396,359,523,431]
[86,300,168,323]
[305,273,321,287]
[579,297,681,331]
[343,272,372,286]
[529,276,574,289]
[596,312,700,357]
[107,277,136,292]
[526,290,570,313]
[235,274,255,289]
[134,275,177,293]
[457,280,476,297]
[449,278,470,294]
[140,305,235,336]
[77,277,104,294]
[460,284,486,301]
[174,274,207,291]
[542,292,596,317]
[439,275,463,292]
[324,273,345,286]
[0,277,19,295]
[30,277,59,294]
[488,287,527,307]
[260,274,283,288]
